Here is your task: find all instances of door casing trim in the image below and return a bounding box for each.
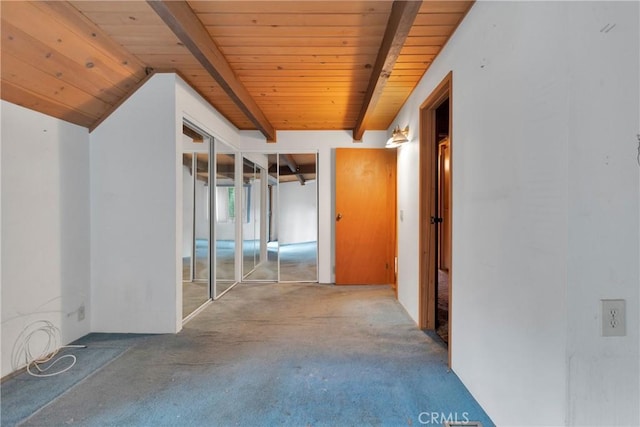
[419,71,453,365]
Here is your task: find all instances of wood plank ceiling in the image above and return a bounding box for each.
[0,1,473,141]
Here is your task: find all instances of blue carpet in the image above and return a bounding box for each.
[15,284,494,426]
[0,334,144,427]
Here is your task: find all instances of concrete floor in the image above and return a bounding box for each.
[18,283,493,426]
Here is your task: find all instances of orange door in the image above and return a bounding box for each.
[335,148,396,285]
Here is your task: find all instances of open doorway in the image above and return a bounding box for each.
[435,99,450,344]
[419,73,452,362]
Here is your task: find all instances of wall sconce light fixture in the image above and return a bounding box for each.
[386,125,409,148]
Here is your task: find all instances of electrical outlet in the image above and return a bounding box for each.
[78,304,85,321]
[602,299,625,337]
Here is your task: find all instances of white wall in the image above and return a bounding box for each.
[392,2,639,425]
[565,2,639,424]
[279,180,317,245]
[239,131,387,283]
[396,135,420,323]
[91,73,245,332]
[91,73,179,333]
[1,101,90,377]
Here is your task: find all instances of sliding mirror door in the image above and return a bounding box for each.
[182,124,212,318]
[242,155,278,281]
[278,153,318,282]
[214,143,237,297]
[182,152,195,283]
[267,154,279,278]
[241,157,259,279]
[240,152,318,282]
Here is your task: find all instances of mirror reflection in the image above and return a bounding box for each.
[182,124,211,318]
[242,153,318,282]
[214,147,236,296]
[182,140,319,307]
[242,155,278,280]
[277,154,317,282]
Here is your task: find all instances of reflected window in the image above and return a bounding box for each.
[216,187,235,223]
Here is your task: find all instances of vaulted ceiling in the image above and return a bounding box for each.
[0,1,473,142]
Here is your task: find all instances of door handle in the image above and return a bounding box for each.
[430,216,443,224]
[336,213,343,221]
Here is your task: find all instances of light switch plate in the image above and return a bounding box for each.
[602,299,625,337]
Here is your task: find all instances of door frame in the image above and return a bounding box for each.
[419,72,452,361]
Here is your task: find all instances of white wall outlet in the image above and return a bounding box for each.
[602,299,625,337]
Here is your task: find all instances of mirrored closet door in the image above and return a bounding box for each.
[242,154,278,281]
[182,123,212,318]
[278,153,318,282]
[242,152,318,282]
[214,142,237,297]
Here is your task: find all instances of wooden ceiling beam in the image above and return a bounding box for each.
[182,124,204,142]
[281,154,306,185]
[270,164,316,175]
[353,0,422,141]
[278,164,316,177]
[147,0,276,142]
